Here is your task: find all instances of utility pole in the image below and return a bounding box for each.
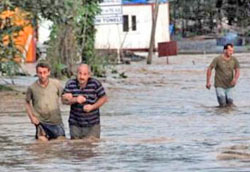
[147,0,160,64]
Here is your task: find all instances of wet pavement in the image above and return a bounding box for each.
[1,53,250,171]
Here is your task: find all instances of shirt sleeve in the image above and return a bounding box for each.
[95,80,106,98]
[25,87,32,103]
[63,80,73,94]
[234,58,240,69]
[55,80,63,96]
[209,57,218,69]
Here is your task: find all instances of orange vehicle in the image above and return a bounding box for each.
[0,8,36,63]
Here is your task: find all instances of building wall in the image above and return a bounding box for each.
[95,2,170,50]
[155,3,170,46]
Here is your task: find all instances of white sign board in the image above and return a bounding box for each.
[95,15,122,25]
[95,0,122,25]
[100,6,122,15]
[100,0,122,5]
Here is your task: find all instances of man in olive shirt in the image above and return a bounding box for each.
[206,43,240,107]
[26,61,65,141]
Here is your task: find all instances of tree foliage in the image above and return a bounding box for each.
[170,0,250,37]
[219,0,250,34]
[0,2,30,76]
[0,0,104,78]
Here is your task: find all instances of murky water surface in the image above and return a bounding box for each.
[1,54,250,171]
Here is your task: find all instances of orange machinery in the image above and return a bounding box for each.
[0,8,36,63]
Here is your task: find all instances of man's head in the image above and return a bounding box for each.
[36,61,51,84]
[77,64,91,86]
[223,43,234,57]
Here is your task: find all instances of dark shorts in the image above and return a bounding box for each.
[69,124,100,139]
[35,122,65,140]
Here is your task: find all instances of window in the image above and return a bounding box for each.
[132,15,136,31]
[123,15,129,32]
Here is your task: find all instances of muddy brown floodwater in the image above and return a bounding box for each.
[1,53,250,171]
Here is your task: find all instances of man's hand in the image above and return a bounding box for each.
[206,82,211,89]
[83,104,94,112]
[231,79,237,86]
[26,102,40,125]
[83,95,107,113]
[62,93,86,104]
[76,95,86,104]
[62,93,73,101]
[31,115,39,125]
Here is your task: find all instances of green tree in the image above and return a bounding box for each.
[219,0,250,36]
[169,0,250,37]
[0,0,104,78]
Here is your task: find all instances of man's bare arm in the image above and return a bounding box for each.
[206,67,212,89]
[25,101,39,125]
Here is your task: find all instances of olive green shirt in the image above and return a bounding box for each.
[209,55,240,89]
[26,78,63,124]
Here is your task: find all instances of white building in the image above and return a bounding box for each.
[95,0,170,52]
[38,1,170,53]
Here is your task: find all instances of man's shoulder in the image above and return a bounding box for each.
[64,78,78,90]
[29,80,38,89]
[49,78,63,92]
[88,77,102,86]
[89,77,100,82]
[26,80,39,95]
[214,55,222,60]
[49,78,61,85]
[65,78,77,85]
[231,55,239,61]
[209,56,221,66]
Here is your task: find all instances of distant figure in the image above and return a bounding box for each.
[25,61,65,141]
[206,43,240,107]
[62,64,107,139]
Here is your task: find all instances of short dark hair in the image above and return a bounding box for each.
[224,43,234,50]
[36,61,51,71]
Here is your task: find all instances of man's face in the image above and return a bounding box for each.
[37,67,50,83]
[77,66,90,86]
[225,46,234,57]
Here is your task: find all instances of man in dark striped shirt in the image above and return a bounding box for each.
[62,64,108,139]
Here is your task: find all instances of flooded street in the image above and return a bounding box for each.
[1,53,250,171]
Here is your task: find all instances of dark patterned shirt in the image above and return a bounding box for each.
[63,78,106,127]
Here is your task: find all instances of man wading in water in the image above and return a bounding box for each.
[206,43,240,107]
[26,61,65,141]
[62,64,107,140]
